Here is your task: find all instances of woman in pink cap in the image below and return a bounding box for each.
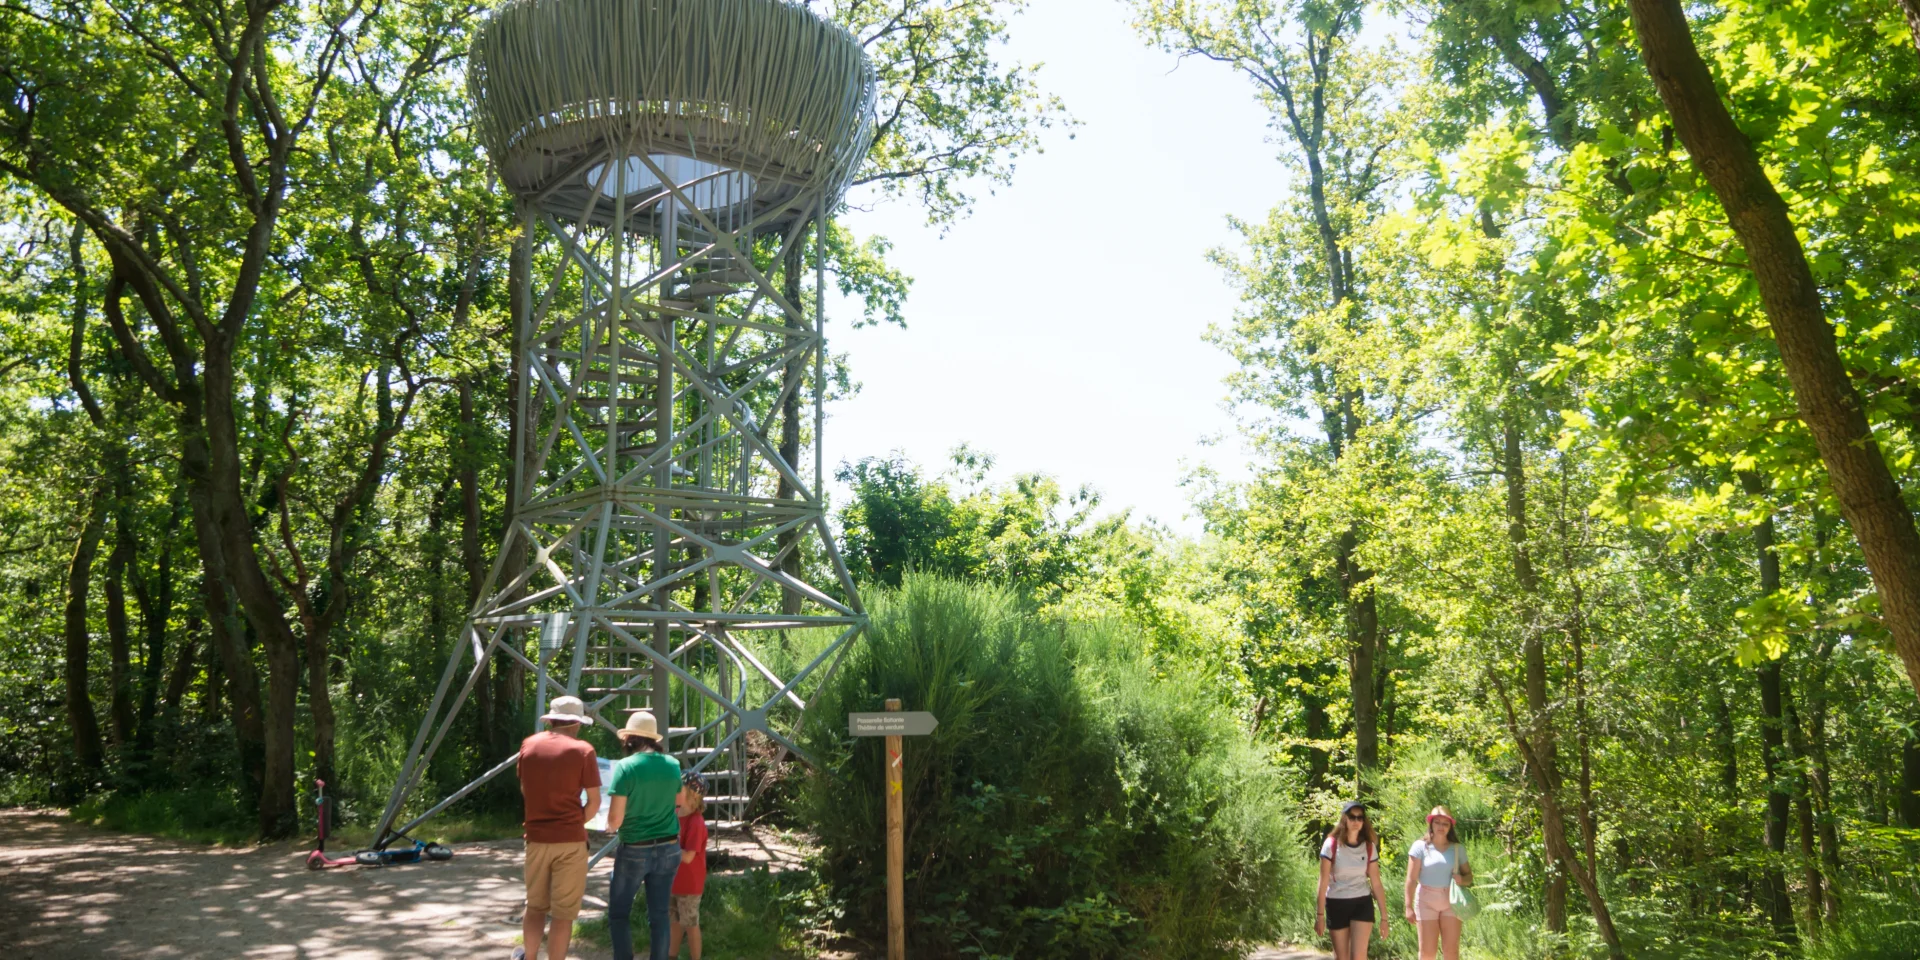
[1402,805,1473,960]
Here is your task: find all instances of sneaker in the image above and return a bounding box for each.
[510,948,526,960]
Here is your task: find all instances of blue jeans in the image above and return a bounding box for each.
[608,839,681,960]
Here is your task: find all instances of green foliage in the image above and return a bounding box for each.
[1122,3,1920,959]
[822,0,1074,225]
[836,450,1110,602]
[836,456,971,588]
[799,575,1305,960]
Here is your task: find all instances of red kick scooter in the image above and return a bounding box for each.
[306,780,358,869]
[307,779,453,868]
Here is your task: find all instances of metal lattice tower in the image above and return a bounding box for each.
[374,0,876,849]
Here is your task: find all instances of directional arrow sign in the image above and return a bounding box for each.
[849,712,939,737]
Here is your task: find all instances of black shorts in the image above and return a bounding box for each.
[1326,895,1376,930]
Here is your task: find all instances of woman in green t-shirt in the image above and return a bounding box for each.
[604,711,682,960]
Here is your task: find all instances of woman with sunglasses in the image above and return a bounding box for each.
[1403,805,1472,960]
[1316,800,1388,959]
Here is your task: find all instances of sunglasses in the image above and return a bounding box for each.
[1345,809,1368,820]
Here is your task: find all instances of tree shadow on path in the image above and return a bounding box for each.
[0,808,529,959]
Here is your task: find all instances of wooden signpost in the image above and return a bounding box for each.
[849,699,938,960]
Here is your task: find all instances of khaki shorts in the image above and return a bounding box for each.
[524,841,589,921]
[670,894,701,927]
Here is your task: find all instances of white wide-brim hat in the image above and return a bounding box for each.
[620,710,664,742]
[540,695,588,724]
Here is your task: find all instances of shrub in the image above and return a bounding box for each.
[798,575,1305,960]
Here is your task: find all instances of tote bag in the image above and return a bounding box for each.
[1448,877,1480,921]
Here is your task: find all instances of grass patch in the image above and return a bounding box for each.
[71,787,255,845]
[573,868,831,960]
[1807,829,1920,960]
[1809,886,1920,960]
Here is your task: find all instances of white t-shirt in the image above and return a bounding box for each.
[1319,835,1378,899]
[1408,837,1467,888]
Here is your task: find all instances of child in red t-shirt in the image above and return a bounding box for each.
[669,774,708,960]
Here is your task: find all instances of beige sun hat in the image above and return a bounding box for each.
[540,695,588,724]
[620,711,664,742]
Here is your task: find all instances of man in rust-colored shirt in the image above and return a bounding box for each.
[514,695,601,960]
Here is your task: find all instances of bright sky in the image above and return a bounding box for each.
[820,1,1287,534]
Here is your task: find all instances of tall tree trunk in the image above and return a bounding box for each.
[1784,684,1823,938]
[161,625,197,717]
[1504,413,1566,930]
[1341,529,1379,790]
[62,226,109,775]
[1709,679,1743,913]
[425,474,453,651]
[132,491,182,758]
[44,1,361,838]
[1325,391,1379,793]
[1711,684,1738,799]
[1179,11,1378,805]
[193,526,266,805]
[457,378,496,758]
[1533,710,1571,930]
[1569,579,1599,879]
[1348,587,1379,782]
[1748,488,1799,944]
[1757,664,1798,939]
[104,514,137,746]
[1379,658,1397,757]
[1902,730,1920,827]
[64,487,110,774]
[256,621,299,837]
[1899,0,1920,60]
[1557,472,1602,881]
[496,224,533,725]
[121,272,273,820]
[1304,687,1332,794]
[200,619,225,726]
[196,342,303,838]
[304,607,335,794]
[1806,522,1844,919]
[427,469,485,769]
[298,361,415,795]
[1805,644,1841,920]
[1628,0,1920,701]
[101,258,286,828]
[1490,670,1628,960]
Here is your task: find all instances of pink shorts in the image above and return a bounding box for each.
[1414,884,1455,922]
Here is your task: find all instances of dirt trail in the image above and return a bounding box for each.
[0,809,799,960]
[1,808,1327,960]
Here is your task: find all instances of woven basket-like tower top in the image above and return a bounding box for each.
[470,0,877,231]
